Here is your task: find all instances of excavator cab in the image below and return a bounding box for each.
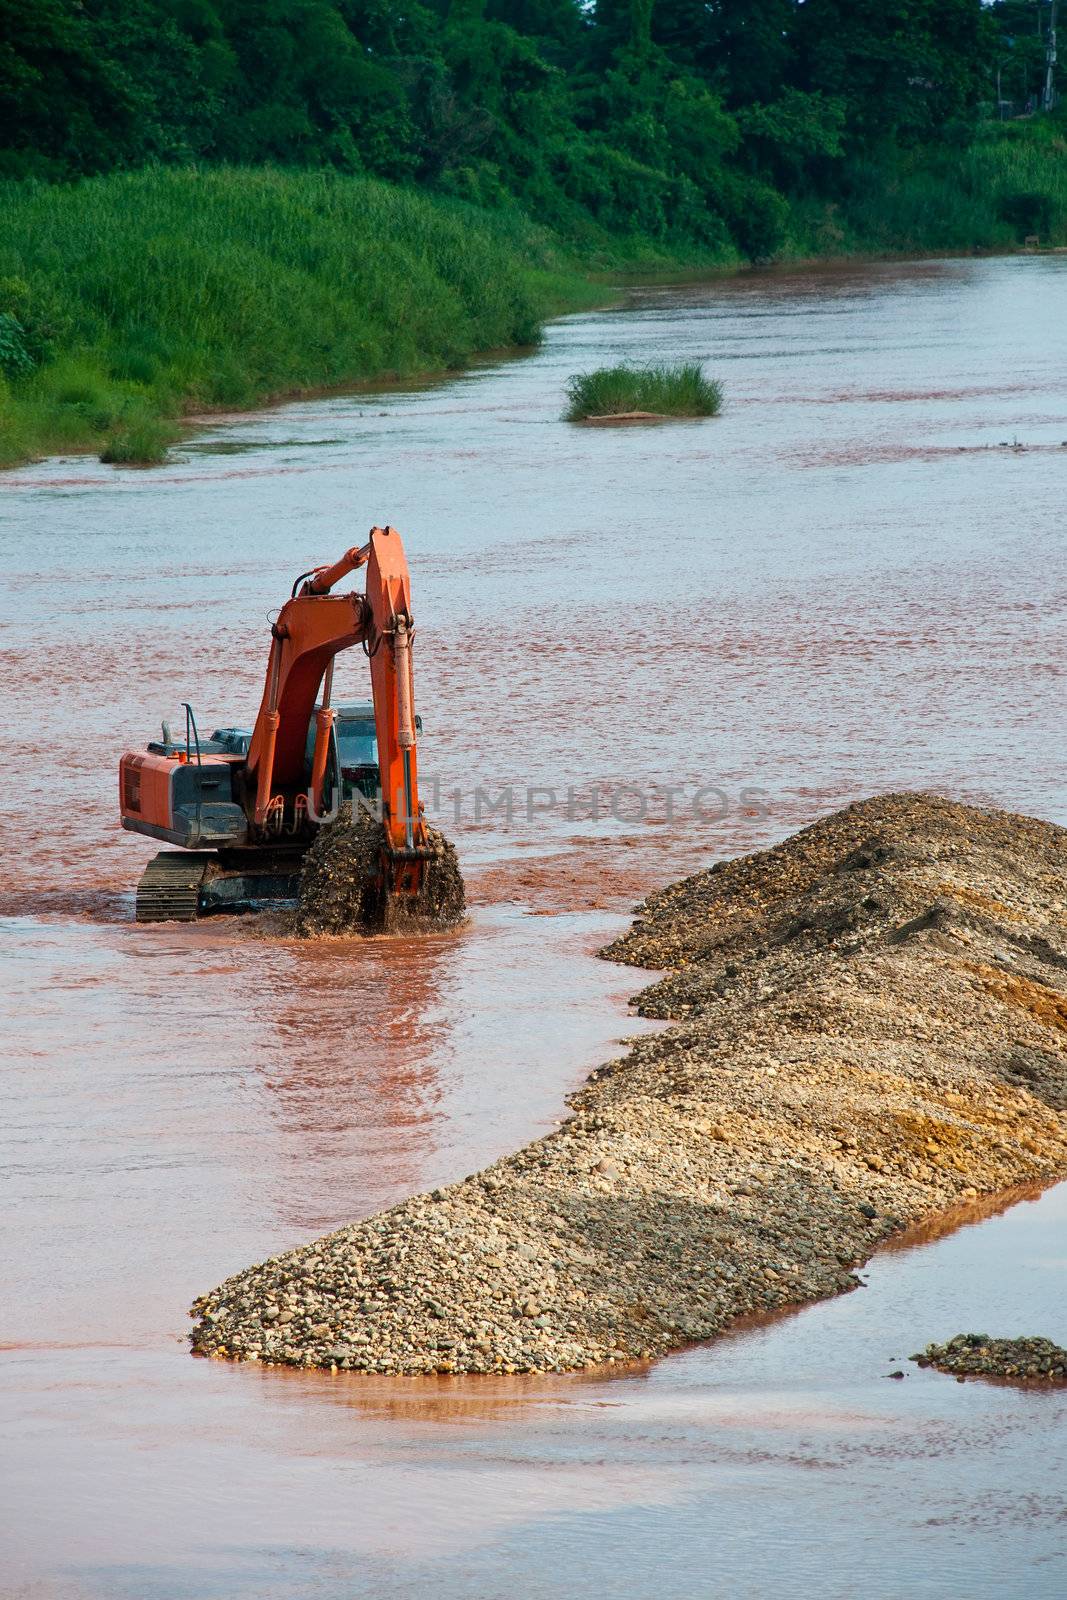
[309,703,424,810]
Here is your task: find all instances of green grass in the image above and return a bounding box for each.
[564,362,723,421]
[0,166,599,468]
[99,418,175,465]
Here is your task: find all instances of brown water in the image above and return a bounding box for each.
[2,255,1066,1598]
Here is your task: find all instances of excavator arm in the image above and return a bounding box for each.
[244,524,428,876]
[362,526,422,856]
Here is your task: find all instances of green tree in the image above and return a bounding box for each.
[794,0,994,147]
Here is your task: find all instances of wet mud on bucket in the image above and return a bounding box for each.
[294,804,466,937]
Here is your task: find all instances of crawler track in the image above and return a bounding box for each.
[135,852,214,923]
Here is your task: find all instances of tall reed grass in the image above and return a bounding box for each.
[0,166,595,466]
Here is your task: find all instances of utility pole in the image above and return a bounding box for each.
[1043,0,1059,112]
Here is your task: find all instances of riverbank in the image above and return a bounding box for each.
[190,793,1067,1374]
[0,167,612,470]
[4,120,1067,471]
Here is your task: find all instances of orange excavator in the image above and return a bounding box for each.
[119,525,434,922]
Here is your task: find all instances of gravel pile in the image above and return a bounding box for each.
[913,1333,1067,1382]
[294,804,465,936]
[191,793,1067,1374]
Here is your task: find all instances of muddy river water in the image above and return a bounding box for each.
[2,256,1066,1597]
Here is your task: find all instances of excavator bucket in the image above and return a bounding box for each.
[293,805,465,936]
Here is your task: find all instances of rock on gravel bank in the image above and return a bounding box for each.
[191,794,1067,1374]
[913,1333,1067,1382]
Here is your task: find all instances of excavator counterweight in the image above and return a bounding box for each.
[119,526,434,923]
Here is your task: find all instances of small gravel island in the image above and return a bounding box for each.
[913,1333,1067,1382]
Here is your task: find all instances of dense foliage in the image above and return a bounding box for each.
[1,0,1063,261]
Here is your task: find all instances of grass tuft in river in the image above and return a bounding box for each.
[565,362,723,422]
[99,418,173,466]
